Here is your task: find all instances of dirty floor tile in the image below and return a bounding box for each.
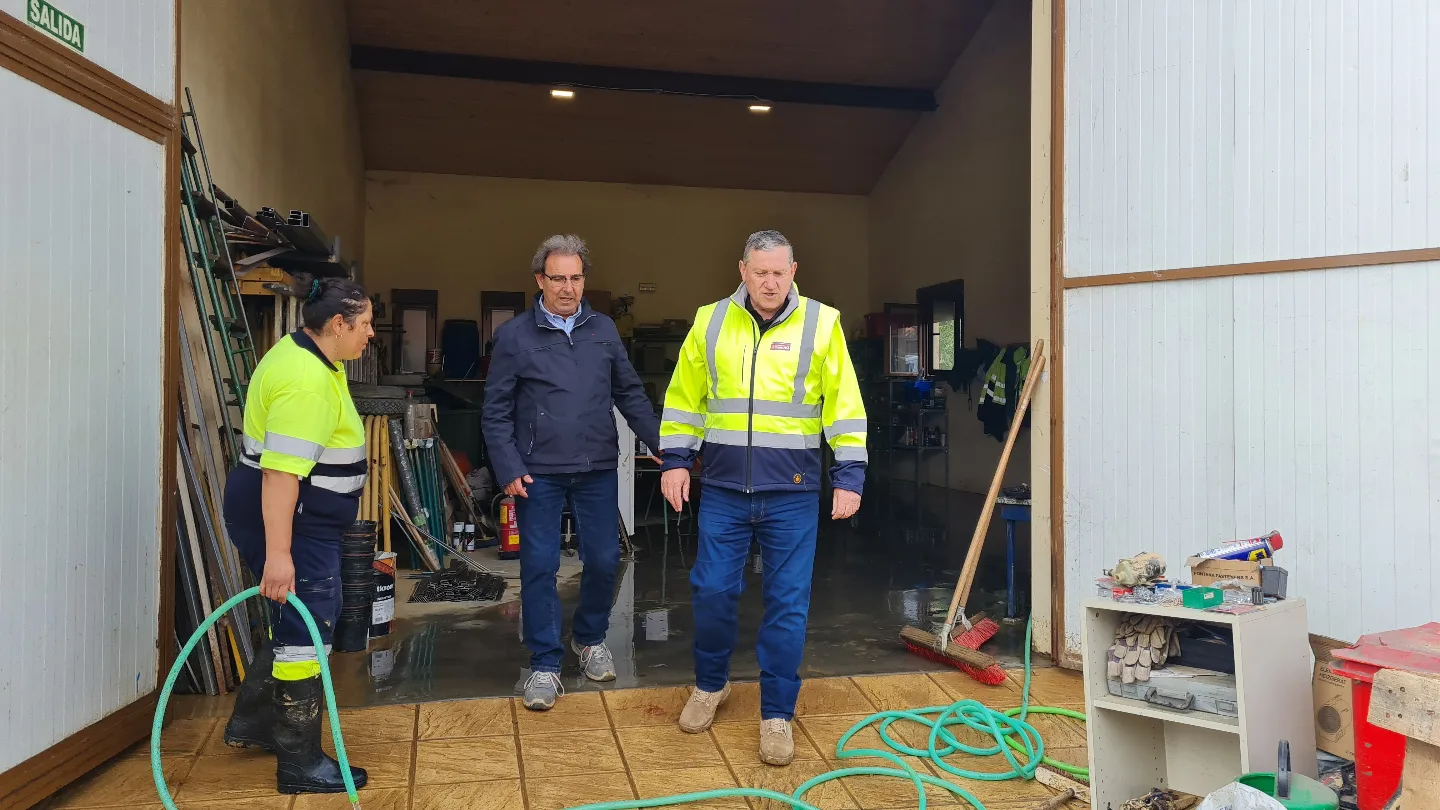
[524,772,635,810]
[418,698,515,740]
[712,722,822,767]
[413,736,519,785]
[711,682,763,724]
[294,788,408,810]
[412,779,524,810]
[51,758,195,808]
[730,762,857,810]
[795,678,875,717]
[632,766,748,810]
[616,724,726,771]
[514,691,610,735]
[604,686,691,728]
[1010,667,1086,705]
[851,674,954,712]
[519,729,626,778]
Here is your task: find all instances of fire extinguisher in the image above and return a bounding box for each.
[498,495,520,560]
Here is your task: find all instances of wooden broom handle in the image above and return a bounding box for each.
[941,339,1047,630]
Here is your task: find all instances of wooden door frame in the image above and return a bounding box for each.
[0,9,180,808]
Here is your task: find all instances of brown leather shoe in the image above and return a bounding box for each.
[759,718,795,766]
[678,683,731,733]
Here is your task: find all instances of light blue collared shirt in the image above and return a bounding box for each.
[538,299,580,335]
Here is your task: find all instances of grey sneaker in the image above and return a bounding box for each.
[571,640,617,682]
[522,671,564,711]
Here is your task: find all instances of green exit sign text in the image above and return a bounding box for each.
[27,0,86,54]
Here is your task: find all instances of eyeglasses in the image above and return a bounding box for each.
[543,274,586,287]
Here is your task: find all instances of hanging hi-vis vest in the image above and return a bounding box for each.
[659,285,867,494]
[239,331,368,529]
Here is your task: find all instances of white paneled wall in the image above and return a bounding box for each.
[0,71,165,770]
[0,1,176,102]
[1062,262,1440,655]
[1063,0,1439,278]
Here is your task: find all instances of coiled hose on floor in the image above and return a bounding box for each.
[152,592,1085,810]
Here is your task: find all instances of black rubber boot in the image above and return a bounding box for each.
[273,676,368,795]
[223,643,277,751]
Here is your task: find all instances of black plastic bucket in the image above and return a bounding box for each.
[333,617,369,653]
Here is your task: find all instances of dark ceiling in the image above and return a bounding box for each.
[344,0,996,194]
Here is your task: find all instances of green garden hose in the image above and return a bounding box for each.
[152,599,1084,810]
[151,588,359,810]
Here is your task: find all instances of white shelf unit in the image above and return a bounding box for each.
[1081,598,1316,806]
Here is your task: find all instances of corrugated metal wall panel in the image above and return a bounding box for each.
[0,70,165,771]
[1063,262,1440,654]
[1063,0,1436,278]
[0,1,175,103]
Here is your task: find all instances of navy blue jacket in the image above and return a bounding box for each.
[482,296,660,485]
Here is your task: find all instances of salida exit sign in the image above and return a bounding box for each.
[26,0,85,54]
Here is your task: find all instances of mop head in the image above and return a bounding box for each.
[902,639,1010,685]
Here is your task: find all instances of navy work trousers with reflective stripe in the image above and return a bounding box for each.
[691,486,819,720]
[223,465,343,656]
[515,469,620,673]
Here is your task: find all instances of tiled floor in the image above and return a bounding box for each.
[48,670,1088,810]
[332,483,1035,707]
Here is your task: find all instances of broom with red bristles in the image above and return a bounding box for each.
[900,340,1046,686]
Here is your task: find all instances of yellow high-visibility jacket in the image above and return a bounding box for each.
[659,284,867,493]
[238,330,368,532]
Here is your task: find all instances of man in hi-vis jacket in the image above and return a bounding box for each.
[658,230,867,766]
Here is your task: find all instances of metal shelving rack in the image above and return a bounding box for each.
[884,378,950,496]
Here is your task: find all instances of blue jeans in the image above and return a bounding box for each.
[516,469,619,673]
[691,486,819,720]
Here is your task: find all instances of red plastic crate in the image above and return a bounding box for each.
[1331,622,1440,810]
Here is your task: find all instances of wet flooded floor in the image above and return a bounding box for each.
[330,482,1036,707]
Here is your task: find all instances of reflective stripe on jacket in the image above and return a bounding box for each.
[238,331,368,531]
[658,284,867,494]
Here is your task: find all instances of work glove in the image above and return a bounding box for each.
[1108,615,1181,684]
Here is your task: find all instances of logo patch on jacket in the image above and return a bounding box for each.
[770,341,792,351]
[793,474,803,484]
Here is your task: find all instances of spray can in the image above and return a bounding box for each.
[1194,531,1284,561]
[464,523,477,551]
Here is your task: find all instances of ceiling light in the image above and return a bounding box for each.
[551,88,575,99]
[748,104,772,113]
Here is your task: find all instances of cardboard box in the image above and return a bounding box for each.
[1309,633,1356,760]
[1185,556,1273,587]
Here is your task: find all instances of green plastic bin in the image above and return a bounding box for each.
[1235,741,1338,810]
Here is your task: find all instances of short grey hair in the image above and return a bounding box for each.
[531,234,591,275]
[742,230,794,263]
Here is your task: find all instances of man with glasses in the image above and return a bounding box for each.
[483,234,660,710]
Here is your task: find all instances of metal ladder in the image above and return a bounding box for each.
[179,88,255,465]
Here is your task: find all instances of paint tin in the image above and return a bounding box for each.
[371,551,397,636]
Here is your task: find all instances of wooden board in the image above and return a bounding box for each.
[1402,739,1440,806]
[1370,668,1440,747]
[1035,766,1090,804]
